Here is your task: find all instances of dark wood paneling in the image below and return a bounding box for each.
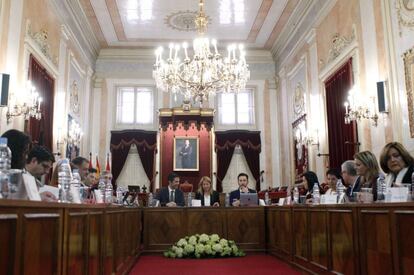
[394,211,414,275]
[21,211,62,275]
[309,209,328,270]
[329,209,357,275]
[359,210,393,275]
[293,209,308,261]
[187,209,225,236]
[88,211,103,275]
[65,212,88,275]
[226,207,265,251]
[0,213,17,275]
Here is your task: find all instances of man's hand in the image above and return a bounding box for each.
[213,202,220,207]
[232,199,240,207]
[240,186,249,193]
[166,201,177,207]
[40,191,57,202]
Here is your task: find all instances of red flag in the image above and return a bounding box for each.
[88,152,92,169]
[96,155,101,176]
[106,153,111,172]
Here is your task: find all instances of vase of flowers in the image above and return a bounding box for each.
[164,233,245,258]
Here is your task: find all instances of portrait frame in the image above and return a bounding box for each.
[403,46,414,138]
[173,136,199,171]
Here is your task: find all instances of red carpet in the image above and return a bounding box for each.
[129,254,301,275]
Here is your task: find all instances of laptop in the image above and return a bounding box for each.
[240,193,258,206]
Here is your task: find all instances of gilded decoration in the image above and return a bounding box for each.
[319,27,356,70]
[26,22,58,67]
[293,82,305,118]
[70,80,80,115]
[403,46,414,138]
[396,0,414,30]
[165,10,210,32]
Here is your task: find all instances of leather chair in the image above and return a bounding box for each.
[179,181,193,193]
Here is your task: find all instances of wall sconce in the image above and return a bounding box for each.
[56,121,83,152]
[6,81,42,123]
[344,87,379,127]
[305,129,320,152]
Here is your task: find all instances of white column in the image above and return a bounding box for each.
[268,77,281,188]
[90,78,102,158]
[82,67,94,156]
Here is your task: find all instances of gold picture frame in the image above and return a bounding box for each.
[173,137,199,171]
[403,46,414,138]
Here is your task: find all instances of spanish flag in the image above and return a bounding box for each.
[105,153,111,172]
[96,155,101,176]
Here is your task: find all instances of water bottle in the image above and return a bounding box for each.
[105,180,113,203]
[225,193,230,207]
[116,186,124,204]
[336,179,345,203]
[98,177,106,203]
[187,192,192,207]
[71,169,81,203]
[312,184,320,205]
[293,187,299,204]
[376,174,386,201]
[58,159,72,203]
[148,192,153,207]
[0,138,11,198]
[264,191,270,206]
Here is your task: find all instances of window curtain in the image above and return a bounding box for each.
[110,130,157,191]
[215,130,261,192]
[325,58,358,169]
[28,55,55,151]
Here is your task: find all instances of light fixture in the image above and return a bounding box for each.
[344,87,378,127]
[152,0,250,107]
[56,121,83,152]
[305,129,320,152]
[6,81,42,123]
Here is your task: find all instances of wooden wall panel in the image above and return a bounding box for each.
[293,209,308,261]
[226,207,265,250]
[359,210,393,275]
[65,212,88,275]
[187,209,225,236]
[88,211,103,275]
[394,211,414,275]
[309,209,328,270]
[329,209,358,275]
[21,211,62,275]
[0,213,17,275]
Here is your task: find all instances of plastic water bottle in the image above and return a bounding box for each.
[105,180,113,203]
[0,138,11,198]
[265,191,270,206]
[148,192,153,207]
[225,193,230,207]
[58,159,72,203]
[116,186,124,204]
[293,187,299,204]
[187,192,192,207]
[98,178,106,203]
[71,169,81,203]
[312,184,320,205]
[336,179,345,203]
[376,174,386,201]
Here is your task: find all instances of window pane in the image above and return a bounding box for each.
[117,88,135,124]
[237,90,254,124]
[219,93,235,124]
[136,89,153,124]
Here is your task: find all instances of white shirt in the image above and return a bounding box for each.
[204,194,211,206]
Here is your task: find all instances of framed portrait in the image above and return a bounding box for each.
[403,46,414,137]
[173,137,199,171]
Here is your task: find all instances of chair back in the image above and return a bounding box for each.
[179,182,193,193]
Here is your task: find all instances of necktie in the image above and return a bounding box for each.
[170,190,174,202]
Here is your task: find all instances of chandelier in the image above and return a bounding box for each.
[344,87,378,127]
[152,0,250,106]
[6,81,42,123]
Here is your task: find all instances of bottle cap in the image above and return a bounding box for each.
[0,137,7,145]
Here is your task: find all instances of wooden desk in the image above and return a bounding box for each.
[143,207,265,252]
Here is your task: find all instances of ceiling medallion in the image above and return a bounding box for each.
[165,10,210,32]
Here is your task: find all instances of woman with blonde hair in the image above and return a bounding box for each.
[195,176,220,206]
[379,142,414,187]
[354,151,380,200]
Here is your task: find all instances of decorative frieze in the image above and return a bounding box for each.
[26,21,59,67]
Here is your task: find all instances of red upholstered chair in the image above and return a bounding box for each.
[179,181,193,193]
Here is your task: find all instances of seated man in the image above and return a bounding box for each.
[156,172,185,207]
[341,160,361,199]
[85,168,97,187]
[71,156,90,183]
[229,173,256,207]
[25,145,56,201]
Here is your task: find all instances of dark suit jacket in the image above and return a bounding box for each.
[346,176,361,198]
[195,191,220,206]
[229,188,256,204]
[156,187,185,207]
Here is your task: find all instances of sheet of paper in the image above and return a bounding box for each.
[390,187,409,202]
[39,185,59,198]
[191,199,201,207]
[321,195,337,204]
[22,173,41,201]
[278,198,285,206]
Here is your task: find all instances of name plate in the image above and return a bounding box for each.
[321,194,337,204]
[278,198,285,206]
[192,199,201,207]
[390,187,409,202]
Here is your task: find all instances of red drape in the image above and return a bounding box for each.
[110,130,157,191]
[28,55,55,151]
[215,130,261,192]
[325,59,358,169]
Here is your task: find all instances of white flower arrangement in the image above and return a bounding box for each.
[164,234,245,258]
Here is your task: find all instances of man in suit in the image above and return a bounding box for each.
[341,160,361,199]
[229,173,256,207]
[156,172,185,207]
[179,139,193,168]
